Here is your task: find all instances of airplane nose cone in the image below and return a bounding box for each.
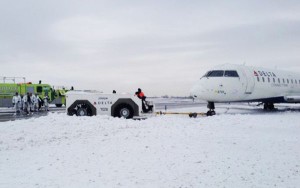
[190,86,198,98]
[190,82,205,99]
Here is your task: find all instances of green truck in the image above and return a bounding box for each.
[51,87,67,107]
[0,77,66,108]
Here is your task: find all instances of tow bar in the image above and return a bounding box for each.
[156,111,208,118]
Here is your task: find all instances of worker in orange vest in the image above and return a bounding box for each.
[135,88,154,113]
[135,88,146,101]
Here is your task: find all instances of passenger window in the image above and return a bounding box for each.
[287,79,289,84]
[268,77,270,83]
[257,77,260,82]
[296,80,298,84]
[207,70,224,77]
[224,70,239,77]
[291,79,293,84]
[278,78,280,83]
[283,79,285,83]
[273,78,275,83]
[262,77,265,82]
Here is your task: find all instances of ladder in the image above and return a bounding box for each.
[0,77,26,83]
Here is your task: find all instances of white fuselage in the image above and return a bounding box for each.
[191,64,300,103]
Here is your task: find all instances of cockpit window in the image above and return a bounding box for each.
[202,71,212,78]
[203,70,239,78]
[206,70,224,77]
[224,70,239,77]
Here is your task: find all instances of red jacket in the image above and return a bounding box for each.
[138,92,145,99]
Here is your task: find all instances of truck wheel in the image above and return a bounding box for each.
[114,104,134,119]
[77,108,88,116]
[55,104,63,107]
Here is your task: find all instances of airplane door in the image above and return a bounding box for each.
[242,68,255,94]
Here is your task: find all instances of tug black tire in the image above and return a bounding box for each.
[77,108,88,116]
[114,104,134,119]
[68,109,77,116]
[68,100,96,116]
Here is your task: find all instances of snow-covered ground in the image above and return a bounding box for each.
[0,105,300,188]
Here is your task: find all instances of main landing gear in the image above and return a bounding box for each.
[207,102,216,116]
[263,103,275,110]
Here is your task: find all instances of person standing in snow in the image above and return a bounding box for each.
[36,94,42,111]
[43,95,49,111]
[12,92,21,114]
[23,93,28,113]
[31,93,39,112]
[20,94,24,111]
[23,92,31,114]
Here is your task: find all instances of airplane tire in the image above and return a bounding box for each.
[55,104,63,107]
[207,111,211,116]
[207,111,216,116]
[263,103,275,110]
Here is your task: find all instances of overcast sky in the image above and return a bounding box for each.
[1,0,300,96]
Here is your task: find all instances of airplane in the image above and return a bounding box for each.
[190,64,300,116]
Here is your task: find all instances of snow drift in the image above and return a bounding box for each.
[0,111,299,188]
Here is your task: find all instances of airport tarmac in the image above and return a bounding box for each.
[0,107,66,122]
[1,99,299,122]
[0,100,204,122]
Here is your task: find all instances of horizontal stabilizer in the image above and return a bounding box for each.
[284,96,300,102]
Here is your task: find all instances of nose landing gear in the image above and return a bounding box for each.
[207,102,216,116]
